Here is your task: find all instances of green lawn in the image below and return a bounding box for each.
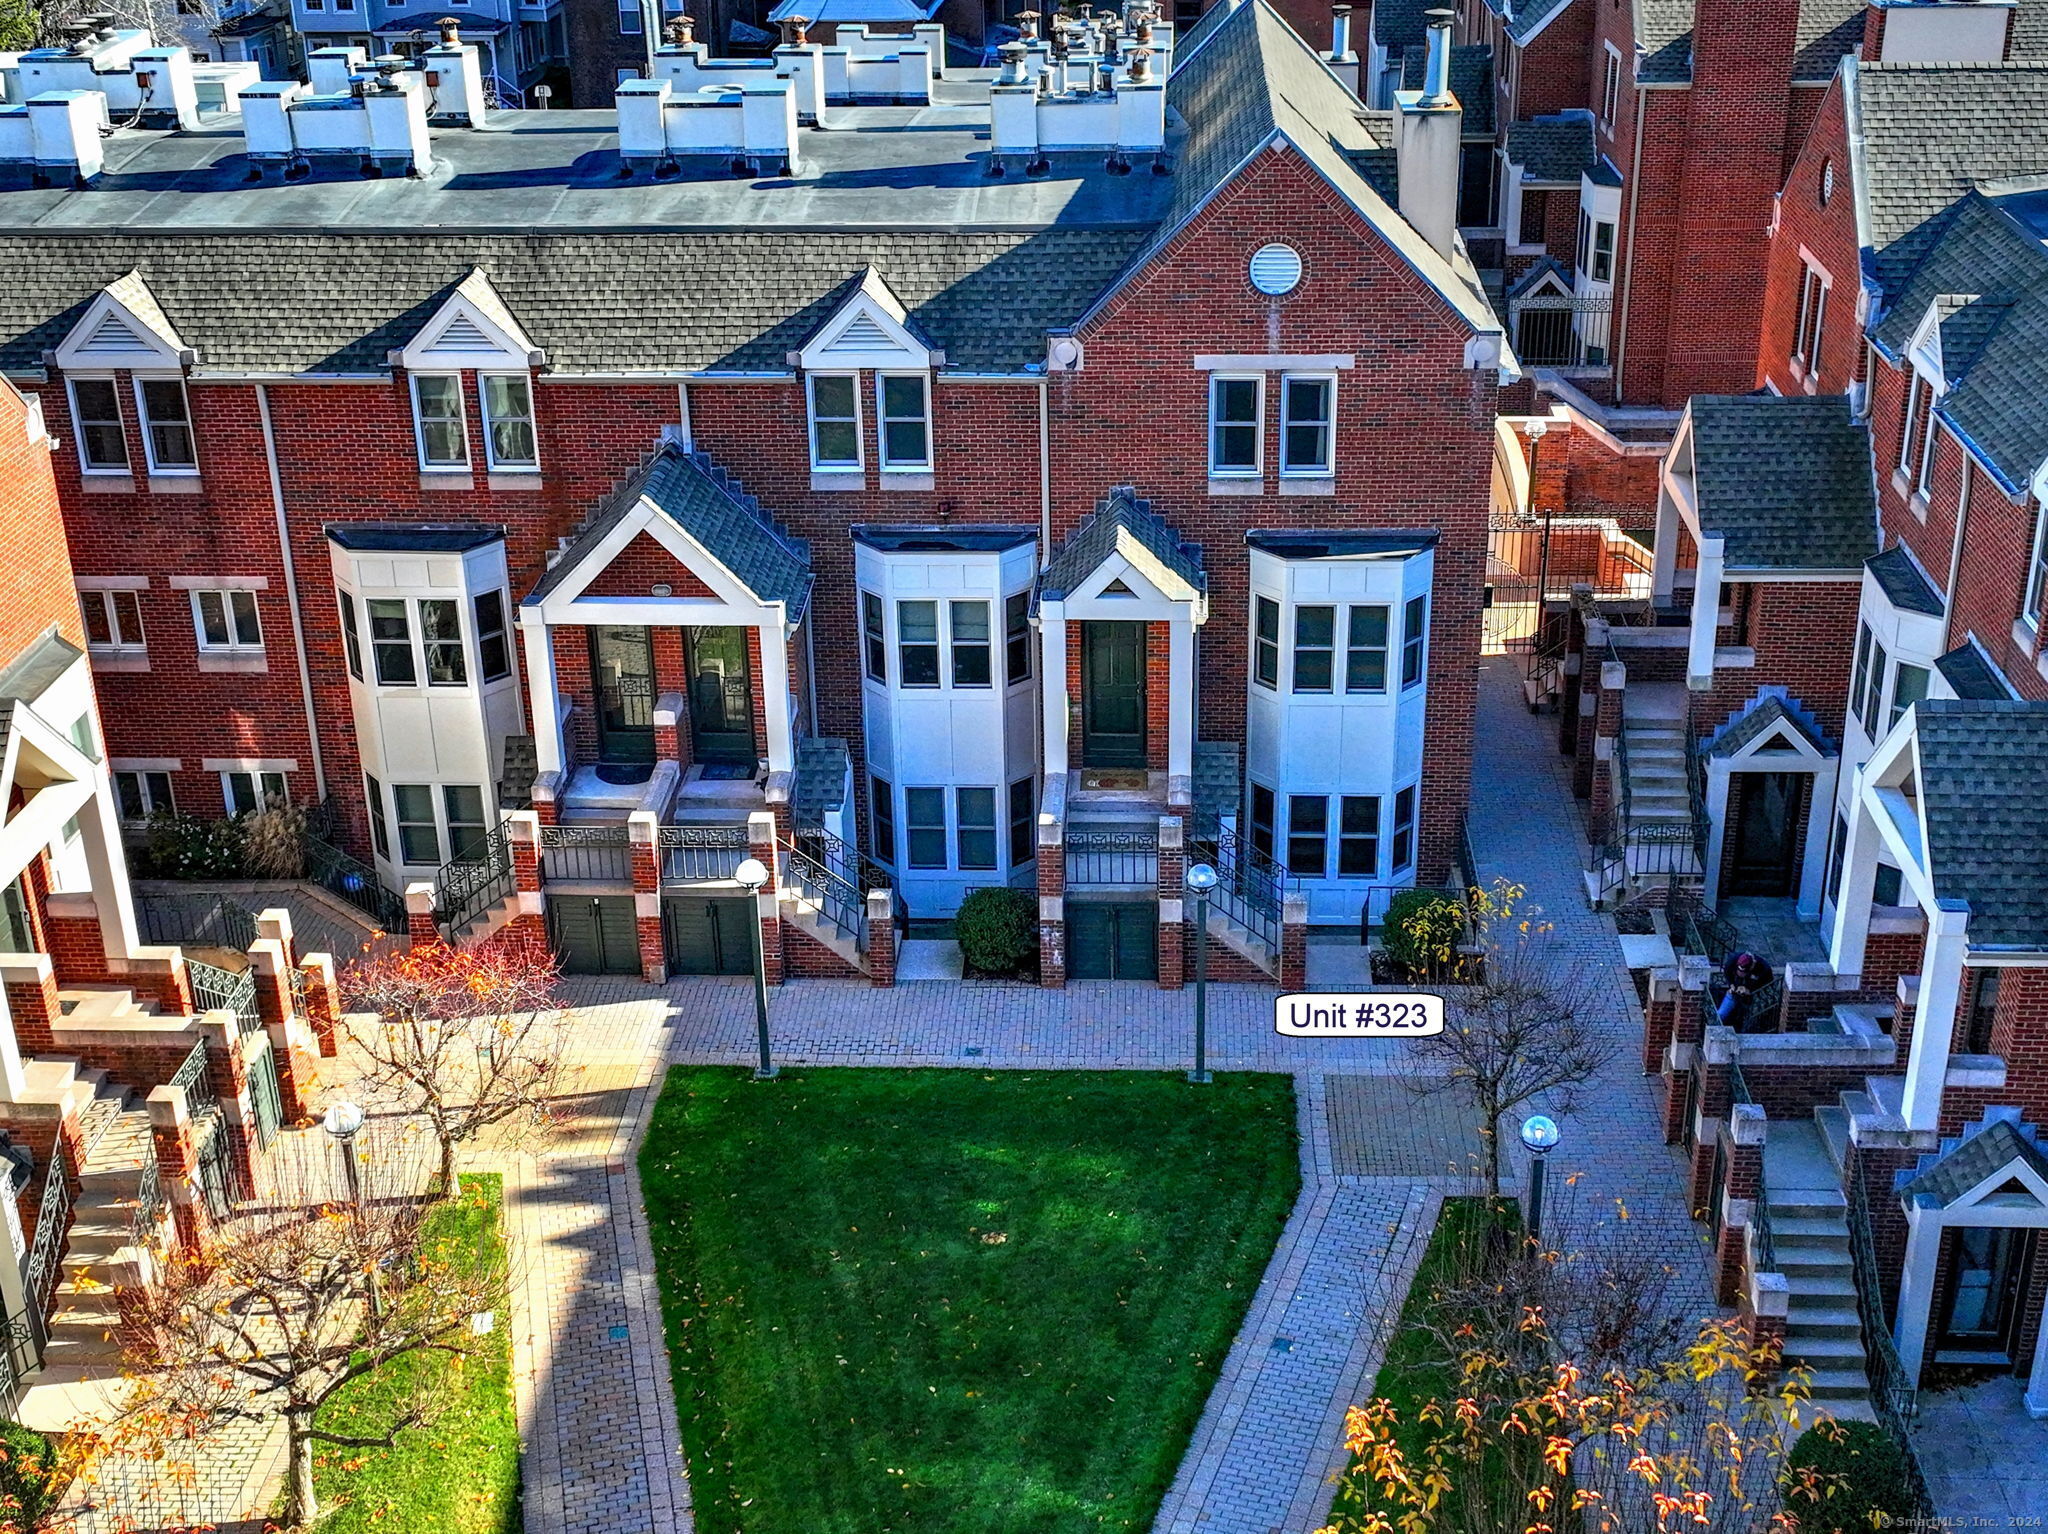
[639,1067,1301,1534]
[309,1173,521,1534]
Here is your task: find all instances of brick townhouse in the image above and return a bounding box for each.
[0,7,1512,990]
[1601,52,2048,1419]
[0,377,337,1408]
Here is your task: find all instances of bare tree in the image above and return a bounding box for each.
[341,940,565,1193]
[111,1128,503,1528]
[1408,879,1616,1197]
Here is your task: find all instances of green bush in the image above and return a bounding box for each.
[0,1419,59,1531]
[1782,1420,1917,1532]
[1380,889,1465,973]
[954,887,1038,979]
[135,812,247,880]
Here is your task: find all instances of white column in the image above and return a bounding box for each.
[2026,1279,2048,1417]
[1167,614,1195,785]
[1687,536,1724,690]
[1040,602,1069,781]
[75,767,141,964]
[757,621,794,774]
[1894,1204,1944,1387]
[1651,479,1682,606]
[1902,902,1970,1132]
[0,983,26,1102]
[1827,789,1882,982]
[521,615,563,777]
[1798,758,1840,920]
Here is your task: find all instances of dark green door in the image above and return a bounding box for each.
[549,895,641,975]
[686,626,757,765]
[590,626,656,765]
[1067,901,1158,980]
[662,896,753,976]
[1081,622,1147,769]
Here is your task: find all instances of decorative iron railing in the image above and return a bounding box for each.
[660,824,750,884]
[1727,1062,1776,1270]
[434,822,514,938]
[1507,290,1613,368]
[187,957,260,1035]
[1846,1172,1936,1518]
[1066,828,1159,888]
[540,823,632,884]
[302,833,407,931]
[1188,827,1293,951]
[130,1157,166,1251]
[782,835,868,953]
[169,1038,220,1121]
[23,1143,69,1331]
[192,1111,238,1222]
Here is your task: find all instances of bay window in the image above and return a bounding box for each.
[905,787,947,868]
[443,784,488,862]
[870,774,896,865]
[1287,795,1327,878]
[366,772,392,860]
[1253,596,1280,689]
[392,783,440,864]
[1401,595,1428,688]
[1005,592,1031,685]
[863,592,887,682]
[1345,605,1389,693]
[1338,796,1381,877]
[955,787,997,870]
[897,600,940,687]
[1392,785,1416,872]
[950,600,991,687]
[339,591,364,680]
[368,599,415,685]
[474,590,511,682]
[419,598,467,686]
[1292,605,1335,693]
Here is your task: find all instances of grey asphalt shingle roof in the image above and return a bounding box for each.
[1635,0,1863,84]
[1900,1117,2048,1205]
[526,446,812,614]
[1913,699,2048,949]
[1504,0,1571,44]
[1038,486,1204,602]
[0,231,1147,375]
[1936,641,2013,702]
[1400,43,1496,136]
[1867,547,1943,617]
[1705,693,1831,759]
[1503,115,1595,184]
[1370,0,1431,54]
[1687,394,1877,570]
[0,628,86,758]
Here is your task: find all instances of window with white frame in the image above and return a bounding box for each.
[223,769,287,814]
[68,378,129,472]
[391,782,441,864]
[1292,605,1335,693]
[1208,375,1262,475]
[1857,632,1889,736]
[1897,372,1929,478]
[808,374,861,470]
[870,774,895,865]
[1346,605,1390,693]
[412,374,468,469]
[1005,592,1031,685]
[481,374,538,471]
[80,589,145,654]
[1392,785,1416,871]
[955,787,997,870]
[897,599,939,687]
[366,772,392,860]
[115,769,174,824]
[192,589,262,654]
[617,0,640,31]
[444,784,488,862]
[878,374,931,471]
[367,599,415,684]
[1600,46,1620,127]
[1253,596,1280,689]
[1889,662,1930,732]
[1401,594,1428,688]
[419,598,467,686]
[339,591,365,680]
[862,591,887,682]
[950,600,991,687]
[1914,391,1938,497]
[904,787,947,868]
[1279,374,1334,475]
[1588,219,1614,282]
[474,590,511,682]
[1793,263,1828,370]
[1286,795,1327,877]
[1849,622,1873,723]
[136,378,198,472]
[1339,795,1381,877]
[2027,500,2048,629]
[1008,776,1034,867]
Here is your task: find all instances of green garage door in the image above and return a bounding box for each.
[663,896,755,976]
[1067,901,1158,981]
[550,895,641,976]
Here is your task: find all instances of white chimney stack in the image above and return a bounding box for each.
[1394,7,1461,261]
[421,18,487,125]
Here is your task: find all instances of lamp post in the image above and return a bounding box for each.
[323,1099,382,1317]
[1520,1113,1560,1243]
[736,857,778,1080]
[1185,862,1218,1084]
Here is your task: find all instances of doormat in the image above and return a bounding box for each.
[697,763,755,781]
[1079,769,1149,792]
[594,763,655,786]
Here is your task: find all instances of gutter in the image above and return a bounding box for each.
[255,384,328,804]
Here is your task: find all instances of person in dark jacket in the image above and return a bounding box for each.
[1718,950,1775,1026]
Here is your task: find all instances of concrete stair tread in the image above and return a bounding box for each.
[1785,1273,1856,1297]
[1784,1303,1861,1327]
[55,987,157,1023]
[1782,1336,1869,1360]
[1803,1369,1874,1397]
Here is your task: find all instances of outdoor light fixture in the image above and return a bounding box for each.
[1186,862,1219,1085]
[735,858,778,1080]
[1520,1114,1560,1241]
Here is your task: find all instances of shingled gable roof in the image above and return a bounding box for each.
[1685,394,1877,571]
[1037,487,1204,603]
[1900,1117,2048,1207]
[1705,693,1832,759]
[1912,699,2048,949]
[1400,43,1495,136]
[1503,115,1598,185]
[526,446,812,616]
[1867,546,1943,618]
[1105,0,1506,357]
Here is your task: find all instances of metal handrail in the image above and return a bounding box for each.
[539,822,632,883]
[24,1143,69,1326]
[302,832,407,931]
[790,821,890,897]
[1189,826,1293,950]
[434,821,514,938]
[169,1038,220,1121]
[658,824,750,883]
[130,1157,166,1251]
[136,891,257,953]
[187,957,260,1034]
[1846,1173,1936,1517]
[782,835,868,953]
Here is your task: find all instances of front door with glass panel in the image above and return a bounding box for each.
[1081,621,1147,769]
[1727,772,1805,897]
[1937,1226,2031,1359]
[686,626,755,766]
[590,626,656,765]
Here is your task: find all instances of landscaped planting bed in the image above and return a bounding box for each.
[639,1067,1301,1534]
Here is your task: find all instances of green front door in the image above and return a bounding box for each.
[663,896,754,976]
[1081,621,1147,769]
[1067,901,1158,980]
[590,626,656,765]
[549,895,640,975]
[686,626,757,765]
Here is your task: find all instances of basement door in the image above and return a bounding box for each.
[549,895,640,976]
[662,895,754,976]
[1067,901,1158,981]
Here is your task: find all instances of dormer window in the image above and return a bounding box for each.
[69,378,129,473]
[878,374,930,471]
[482,374,538,471]
[137,378,197,473]
[413,375,468,468]
[809,374,861,471]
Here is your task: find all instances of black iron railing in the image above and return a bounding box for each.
[130,1156,166,1252]
[247,1036,283,1148]
[783,836,867,953]
[1727,1062,1776,1270]
[1188,827,1292,951]
[169,1038,219,1121]
[1066,828,1159,888]
[660,824,750,883]
[540,823,632,884]
[1846,1173,1936,1518]
[23,1144,69,1333]
[434,822,514,938]
[303,833,407,931]
[136,891,257,953]
[187,957,260,1034]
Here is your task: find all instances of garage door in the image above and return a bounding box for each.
[549,895,641,976]
[1067,901,1158,981]
[663,896,754,976]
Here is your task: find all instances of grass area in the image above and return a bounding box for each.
[310,1172,521,1534]
[639,1067,1301,1534]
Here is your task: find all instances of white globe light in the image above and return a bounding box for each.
[323,1101,366,1140]
[1186,863,1219,893]
[1520,1114,1560,1153]
[735,857,770,892]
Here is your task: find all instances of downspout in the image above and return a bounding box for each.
[1611,81,1649,402]
[1037,375,1052,563]
[256,384,328,803]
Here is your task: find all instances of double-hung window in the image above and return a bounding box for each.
[474,591,511,682]
[1249,784,1276,861]
[69,378,129,472]
[482,374,539,471]
[413,374,468,469]
[905,787,947,868]
[419,598,467,686]
[366,772,392,860]
[1401,595,1428,688]
[81,589,145,654]
[1914,386,1938,497]
[1849,623,1874,724]
[1208,375,1261,476]
[1005,592,1031,685]
[862,592,888,682]
[878,375,931,471]
[1794,265,1827,369]
[392,783,441,864]
[1292,606,1335,692]
[897,600,940,687]
[443,784,488,862]
[1008,776,1035,867]
[368,599,416,685]
[1287,795,1327,878]
[1253,596,1280,689]
[808,374,860,471]
[137,379,198,473]
[115,770,174,824]
[339,592,365,679]
[1589,221,1614,283]
[224,769,286,815]
[617,0,640,31]
[1279,375,1334,476]
[1898,373,1931,486]
[955,788,997,870]
[1338,795,1381,877]
[1600,46,1620,127]
[1859,636,1889,737]
[870,775,896,864]
[1392,785,1417,872]
[1888,662,1930,733]
[950,601,991,687]
[1346,605,1389,693]
[193,589,262,654]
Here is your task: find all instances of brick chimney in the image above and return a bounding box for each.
[1394,8,1461,260]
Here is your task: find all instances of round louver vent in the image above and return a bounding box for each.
[1249,243,1303,295]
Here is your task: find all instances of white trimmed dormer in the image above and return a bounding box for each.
[792,267,941,372]
[53,272,192,372]
[397,269,545,373]
[396,271,545,488]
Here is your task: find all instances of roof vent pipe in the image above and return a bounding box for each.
[437,14,460,43]
[1419,6,1452,106]
[1015,8,1041,37]
[1127,45,1151,81]
[998,39,1030,83]
[1330,4,1351,59]
[667,13,695,43]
